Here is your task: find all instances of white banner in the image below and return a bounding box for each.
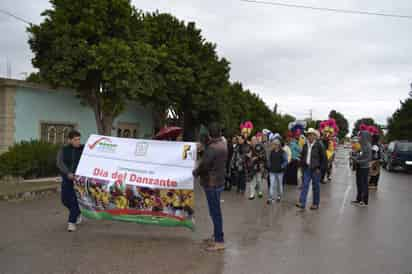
[76,135,197,190]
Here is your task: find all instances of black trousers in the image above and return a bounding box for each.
[356,167,369,204]
[369,174,380,187]
[61,176,81,223]
[234,172,246,192]
[284,160,298,185]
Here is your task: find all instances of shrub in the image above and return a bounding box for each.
[0,140,60,179]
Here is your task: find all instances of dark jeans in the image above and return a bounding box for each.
[61,176,81,223]
[299,168,321,207]
[356,168,369,203]
[204,186,224,243]
[234,172,246,192]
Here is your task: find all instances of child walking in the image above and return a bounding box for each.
[267,139,288,204]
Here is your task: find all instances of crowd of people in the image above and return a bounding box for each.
[221,120,339,208]
[56,119,380,253]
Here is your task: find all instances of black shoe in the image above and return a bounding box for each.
[351,200,360,205]
[296,203,304,209]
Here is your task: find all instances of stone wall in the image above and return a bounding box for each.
[0,83,16,154]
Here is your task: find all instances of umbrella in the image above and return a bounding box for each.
[154,126,183,140]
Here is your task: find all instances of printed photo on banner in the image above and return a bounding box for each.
[75,135,197,229]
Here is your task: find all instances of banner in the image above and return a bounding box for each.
[74,134,197,229]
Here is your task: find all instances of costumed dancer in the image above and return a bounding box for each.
[319,119,339,183]
[249,132,267,200]
[230,121,253,194]
[367,125,382,190]
[284,121,305,185]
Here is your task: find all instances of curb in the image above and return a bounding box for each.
[0,184,60,201]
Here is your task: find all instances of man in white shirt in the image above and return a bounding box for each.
[296,128,326,211]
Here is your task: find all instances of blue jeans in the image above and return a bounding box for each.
[269,172,284,200]
[204,186,224,243]
[299,168,321,207]
[61,176,81,224]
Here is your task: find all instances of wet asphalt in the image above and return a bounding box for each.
[1,147,412,274]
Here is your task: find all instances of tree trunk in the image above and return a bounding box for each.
[92,97,114,136]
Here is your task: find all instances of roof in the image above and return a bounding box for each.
[0,77,72,93]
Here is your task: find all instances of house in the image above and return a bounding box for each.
[0,78,154,153]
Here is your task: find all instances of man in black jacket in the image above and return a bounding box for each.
[297,128,326,211]
[56,130,84,232]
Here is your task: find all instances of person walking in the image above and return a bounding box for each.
[267,139,288,204]
[296,128,326,211]
[249,136,267,200]
[224,136,236,191]
[230,136,250,194]
[352,130,372,207]
[284,133,301,185]
[56,130,84,232]
[369,134,382,190]
[193,123,228,251]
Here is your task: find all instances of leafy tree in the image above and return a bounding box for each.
[28,0,159,135]
[387,96,412,141]
[329,110,349,139]
[142,12,230,140]
[306,119,321,130]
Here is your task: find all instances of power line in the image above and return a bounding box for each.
[240,0,412,20]
[0,8,32,25]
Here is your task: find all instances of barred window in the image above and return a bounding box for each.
[41,123,75,144]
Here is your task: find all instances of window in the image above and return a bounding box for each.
[397,142,412,152]
[117,122,139,139]
[41,123,75,144]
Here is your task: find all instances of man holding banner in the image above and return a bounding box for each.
[56,130,84,232]
[193,123,228,252]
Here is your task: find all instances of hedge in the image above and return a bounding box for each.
[0,140,60,179]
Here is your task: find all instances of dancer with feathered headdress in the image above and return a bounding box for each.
[319,119,339,183]
[362,124,382,190]
[284,121,306,186]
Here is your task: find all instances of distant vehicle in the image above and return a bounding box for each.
[383,141,412,172]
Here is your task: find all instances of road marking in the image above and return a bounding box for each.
[338,183,352,223]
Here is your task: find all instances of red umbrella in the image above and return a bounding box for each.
[154,127,183,140]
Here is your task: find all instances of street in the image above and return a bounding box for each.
[1,147,411,274]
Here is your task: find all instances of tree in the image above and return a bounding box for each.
[28,0,159,135]
[329,110,349,139]
[387,97,412,141]
[352,118,380,137]
[306,119,321,130]
[142,13,230,140]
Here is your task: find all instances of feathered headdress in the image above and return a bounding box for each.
[319,118,339,138]
[240,121,254,137]
[359,123,379,136]
[288,120,307,138]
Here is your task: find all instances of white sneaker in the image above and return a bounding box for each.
[76,215,82,225]
[67,223,77,232]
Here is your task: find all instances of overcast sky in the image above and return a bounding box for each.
[1,0,411,128]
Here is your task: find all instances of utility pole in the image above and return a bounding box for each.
[309,109,313,121]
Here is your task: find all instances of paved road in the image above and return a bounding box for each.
[1,148,411,274]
